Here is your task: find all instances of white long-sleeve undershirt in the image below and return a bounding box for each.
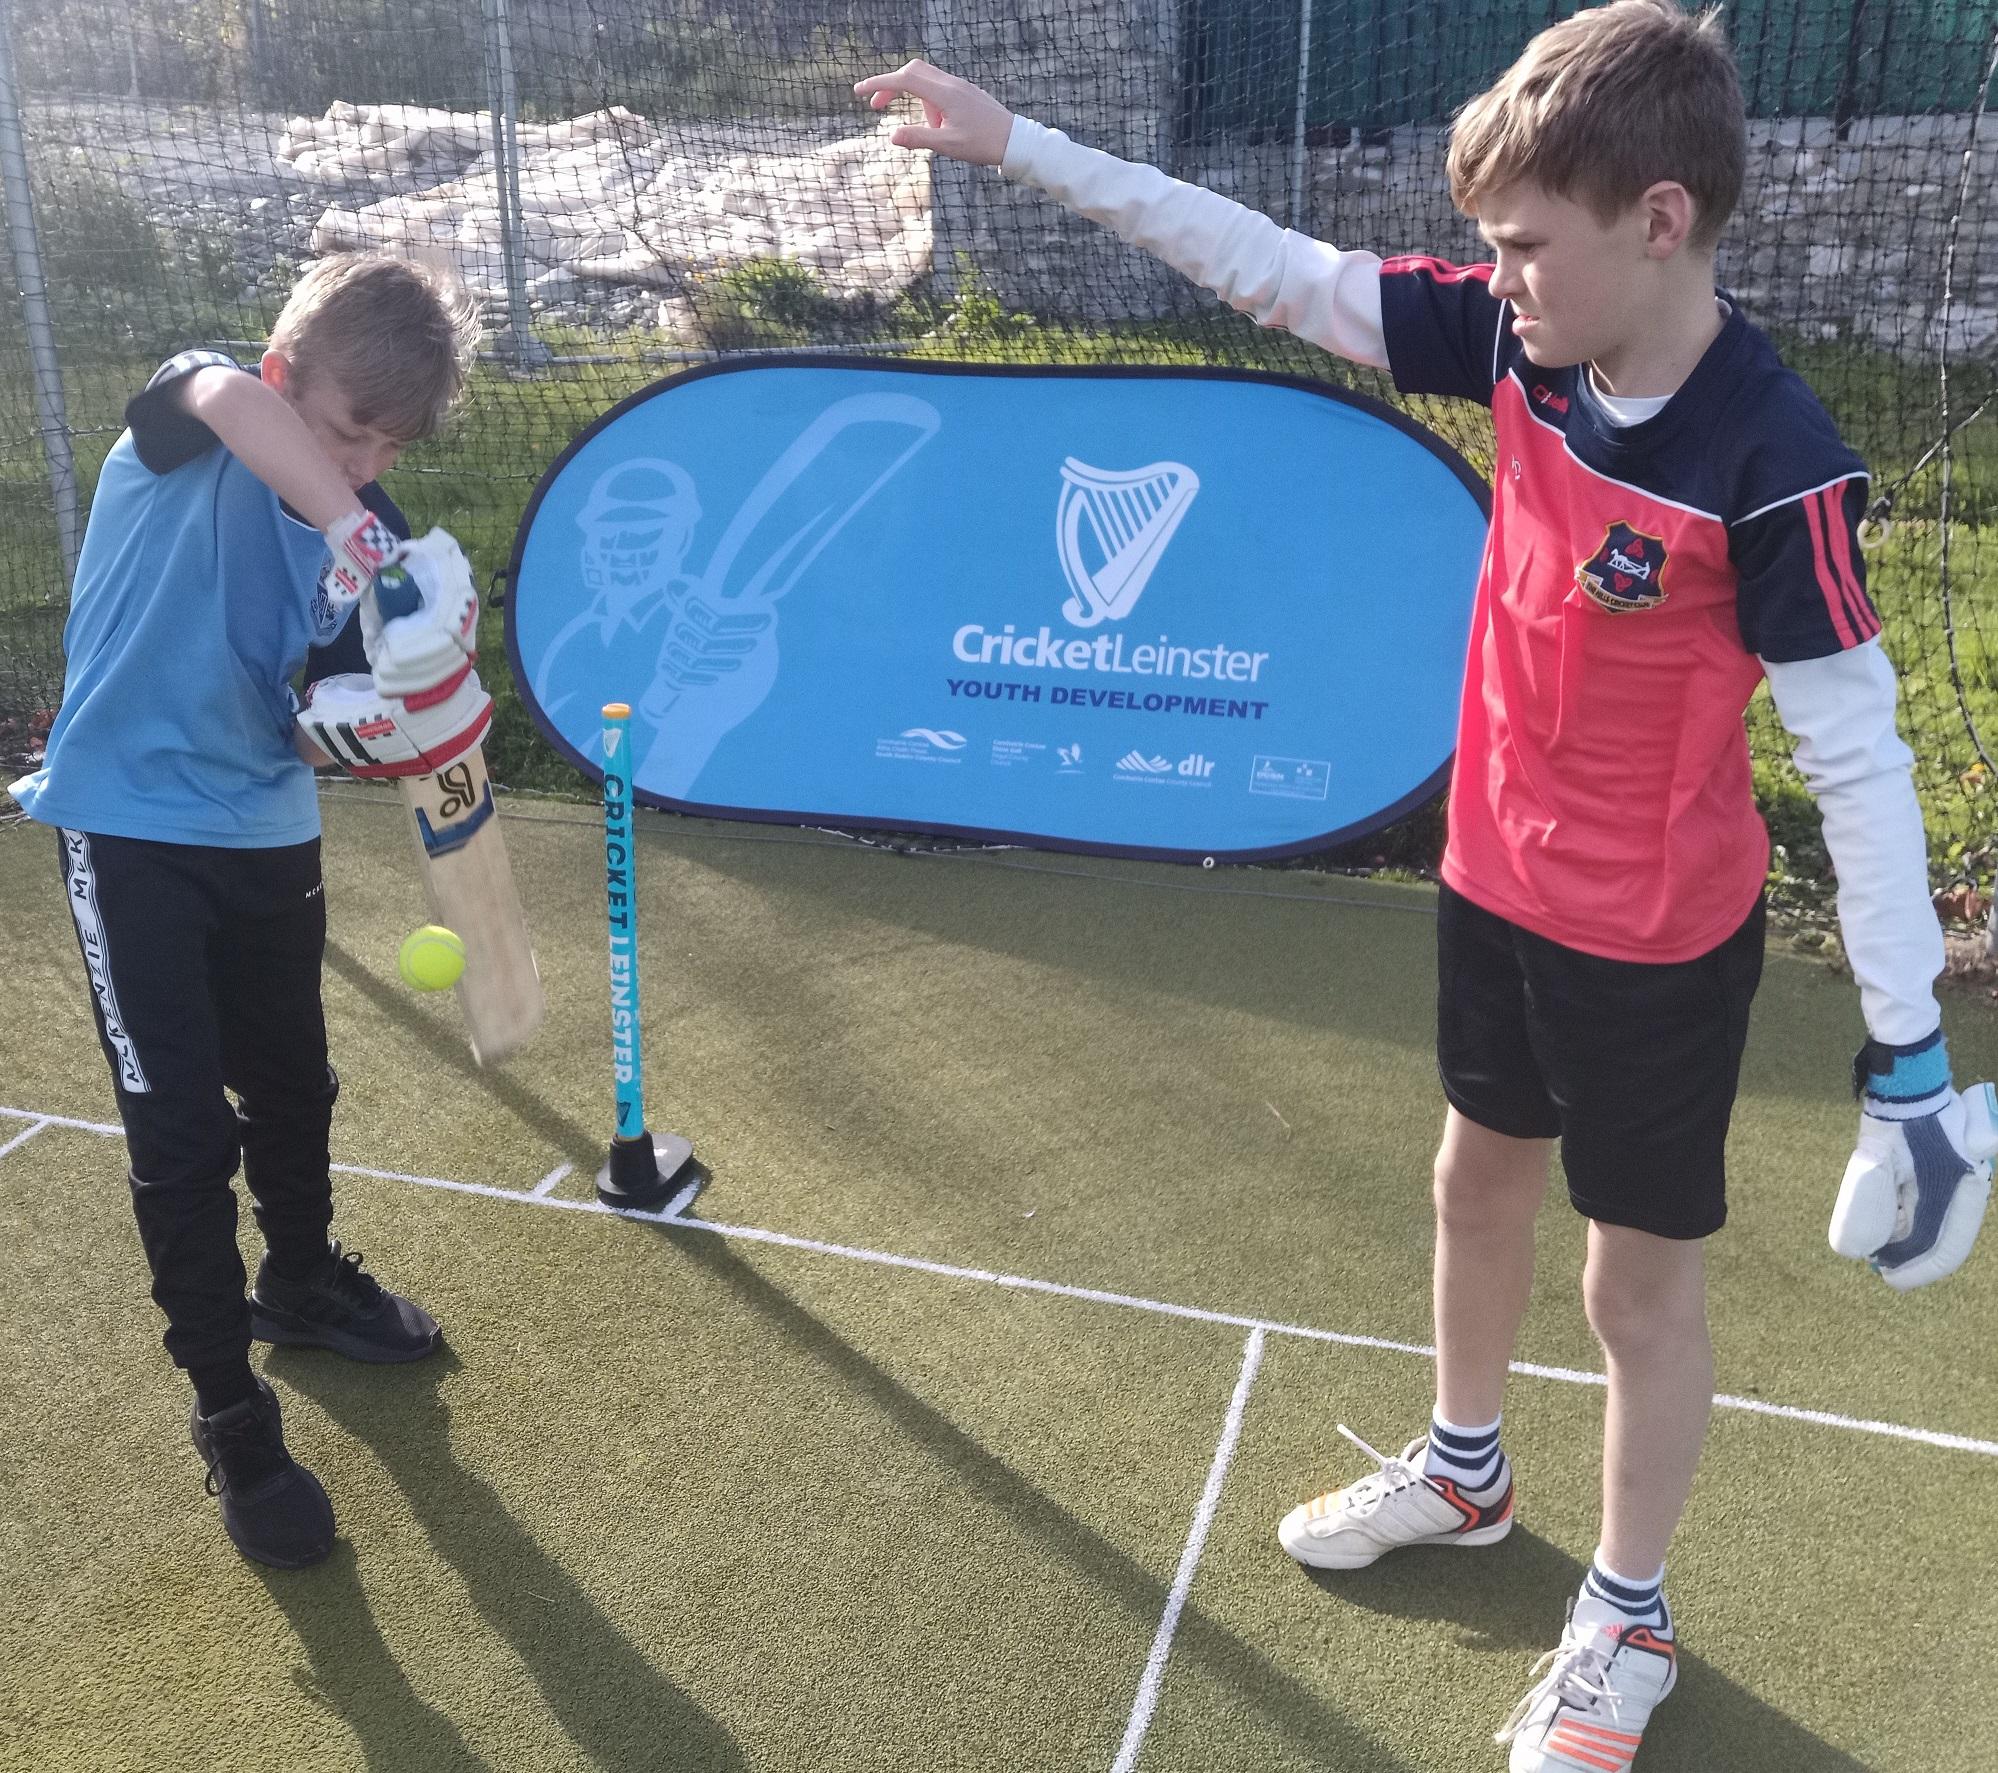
[1763,645,1943,1044]
[1000,115,1944,1045]
[1003,118,1391,367]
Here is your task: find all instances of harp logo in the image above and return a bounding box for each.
[1056,458,1200,629]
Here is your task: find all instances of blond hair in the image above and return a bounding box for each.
[1447,1,1745,250]
[268,254,480,442]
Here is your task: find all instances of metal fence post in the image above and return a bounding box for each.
[480,0,548,372]
[0,0,78,588]
[1289,0,1314,233]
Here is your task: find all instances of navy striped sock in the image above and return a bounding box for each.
[1582,1552,1670,1631]
[1422,1411,1505,1491]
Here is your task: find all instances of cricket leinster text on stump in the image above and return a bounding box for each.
[596,701,699,1211]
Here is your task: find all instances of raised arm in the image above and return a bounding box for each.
[173,367,365,532]
[855,60,1388,368]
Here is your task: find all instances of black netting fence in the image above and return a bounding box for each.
[1,0,1993,924]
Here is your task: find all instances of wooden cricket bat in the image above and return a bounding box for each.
[398,746,545,1066]
[374,570,545,1067]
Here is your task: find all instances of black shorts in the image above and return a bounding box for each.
[1435,882,1765,1239]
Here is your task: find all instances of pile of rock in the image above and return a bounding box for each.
[281,100,932,307]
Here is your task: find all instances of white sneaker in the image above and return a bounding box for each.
[1276,1424,1515,1570]
[1495,1595,1679,1772]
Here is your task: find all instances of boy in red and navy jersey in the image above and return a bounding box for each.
[863,4,1989,1767]
[1385,258,1875,966]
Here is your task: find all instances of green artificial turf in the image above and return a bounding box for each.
[2,792,1994,1771]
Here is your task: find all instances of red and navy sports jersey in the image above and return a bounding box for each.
[1378,257,1875,962]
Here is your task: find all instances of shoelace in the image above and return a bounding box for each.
[198,1397,280,1497]
[1493,1619,1618,1747]
[1332,1423,1429,1513]
[323,1241,384,1308]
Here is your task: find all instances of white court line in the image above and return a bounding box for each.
[661,1177,703,1219]
[531,1163,573,1198]
[0,1106,119,1137]
[0,1118,50,1161]
[1112,1327,1266,1773]
[5,1101,1995,1459]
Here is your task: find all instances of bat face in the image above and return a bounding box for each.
[398,745,545,1066]
[369,564,543,1066]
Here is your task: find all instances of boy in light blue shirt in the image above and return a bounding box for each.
[11,253,489,1569]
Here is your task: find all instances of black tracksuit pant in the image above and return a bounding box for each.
[54,827,337,1373]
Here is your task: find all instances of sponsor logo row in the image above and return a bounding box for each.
[873,729,1330,801]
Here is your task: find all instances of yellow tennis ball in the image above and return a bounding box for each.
[398,924,466,991]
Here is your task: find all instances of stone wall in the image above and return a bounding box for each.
[947,79,1998,360]
[1299,115,1998,359]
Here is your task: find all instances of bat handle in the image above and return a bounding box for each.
[373,562,421,622]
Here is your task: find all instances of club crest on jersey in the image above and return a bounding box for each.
[1575,521,1669,613]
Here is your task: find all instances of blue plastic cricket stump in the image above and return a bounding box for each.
[595,701,703,1212]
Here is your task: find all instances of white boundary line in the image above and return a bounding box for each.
[4,1101,1995,1459]
[1112,1327,1265,1773]
[0,1117,50,1161]
[531,1163,573,1198]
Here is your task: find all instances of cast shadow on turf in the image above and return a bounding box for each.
[662,1223,1426,1773]
[323,938,611,1172]
[268,1345,747,1773]
[1314,1531,1871,1771]
[262,1540,495,1773]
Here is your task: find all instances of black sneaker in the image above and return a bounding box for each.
[190,1378,335,1569]
[251,1240,441,1363]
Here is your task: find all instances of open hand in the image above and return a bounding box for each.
[853,60,1014,168]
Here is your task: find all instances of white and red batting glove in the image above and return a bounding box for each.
[360,528,482,699]
[297,670,492,780]
[1830,1031,1998,1291]
[316,508,401,625]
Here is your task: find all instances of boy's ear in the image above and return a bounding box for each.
[1641,181,1698,258]
[260,349,292,394]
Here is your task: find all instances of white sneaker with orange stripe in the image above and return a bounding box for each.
[1495,1594,1678,1772]
[1276,1424,1515,1570]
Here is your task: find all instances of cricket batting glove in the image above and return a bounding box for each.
[1830,1030,1998,1291]
[360,527,481,699]
[297,670,491,780]
[315,508,401,627]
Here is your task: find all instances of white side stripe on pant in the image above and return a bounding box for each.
[59,828,149,1093]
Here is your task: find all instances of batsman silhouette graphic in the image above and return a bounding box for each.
[534,392,940,797]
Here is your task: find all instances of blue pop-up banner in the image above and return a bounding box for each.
[506,358,1486,862]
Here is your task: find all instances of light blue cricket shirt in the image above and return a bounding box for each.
[10,360,345,847]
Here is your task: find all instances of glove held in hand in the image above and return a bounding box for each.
[1831,1029,1997,1291]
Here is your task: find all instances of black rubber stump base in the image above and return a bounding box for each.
[595,1130,700,1212]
